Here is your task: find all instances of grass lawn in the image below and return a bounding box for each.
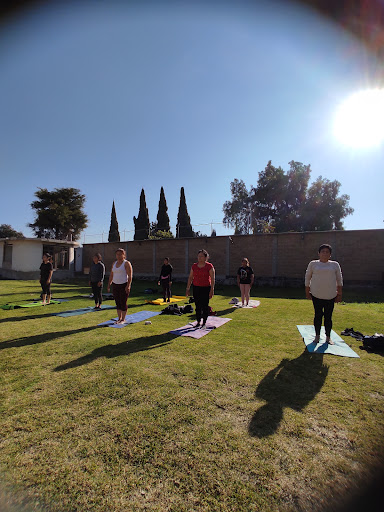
[0,280,383,512]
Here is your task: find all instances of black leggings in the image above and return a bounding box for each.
[161,277,171,300]
[40,280,51,296]
[91,282,103,305]
[311,295,336,336]
[193,285,210,324]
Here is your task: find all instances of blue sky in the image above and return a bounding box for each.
[1,0,383,242]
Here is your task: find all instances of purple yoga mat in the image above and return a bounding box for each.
[170,317,231,338]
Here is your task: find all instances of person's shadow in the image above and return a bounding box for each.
[249,351,329,438]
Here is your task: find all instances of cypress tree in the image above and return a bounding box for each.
[176,187,193,238]
[156,187,171,233]
[108,201,120,242]
[133,189,150,240]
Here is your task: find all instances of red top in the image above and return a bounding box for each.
[192,262,213,287]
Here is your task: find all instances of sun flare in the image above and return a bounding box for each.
[333,89,384,148]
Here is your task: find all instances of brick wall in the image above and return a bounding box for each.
[82,229,384,285]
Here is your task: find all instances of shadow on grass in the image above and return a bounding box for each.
[249,351,328,438]
[54,332,179,372]
[0,326,100,350]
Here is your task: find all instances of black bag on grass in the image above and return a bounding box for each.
[362,335,384,351]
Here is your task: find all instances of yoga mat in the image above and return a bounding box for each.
[231,300,260,309]
[54,305,115,317]
[0,299,67,310]
[297,325,359,358]
[170,317,231,339]
[145,296,186,305]
[98,310,161,328]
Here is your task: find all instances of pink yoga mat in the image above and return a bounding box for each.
[170,317,231,338]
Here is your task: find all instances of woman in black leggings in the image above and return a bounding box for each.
[186,249,215,328]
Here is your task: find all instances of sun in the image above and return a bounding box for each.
[333,88,384,148]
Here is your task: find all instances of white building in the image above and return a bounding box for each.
[0,238,79,280]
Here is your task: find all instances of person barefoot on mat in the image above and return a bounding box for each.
[89,253,105,309]
[40,253,53,305]
[107,248,133,324]
[186,249,215,329]
[158,257,173,303]
[305,244,343,345]
[237,257,254,307]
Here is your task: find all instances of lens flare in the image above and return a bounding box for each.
[333,89,384,148]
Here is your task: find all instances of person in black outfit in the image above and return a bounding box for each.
[237,257,254,307]
[40,253,53,305]
[158,257,173,302]
[89,253,105,309]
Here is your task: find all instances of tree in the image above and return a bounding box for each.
[223,161,353,233]
[300,176,354,231]
[176,187,194,238]
[108,201,120,242]
[211,229,217,237]
[133,189,150,240]
[156,187,171,233]
[29,188,88,240]
[0,224,25,239]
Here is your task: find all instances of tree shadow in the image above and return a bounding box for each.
[0,312,54,324]
[54,332,178,372]
[248,350,329,438]
[0,326,100,351]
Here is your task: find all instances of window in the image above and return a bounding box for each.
[43,245,69,270]
[3,244,12,265]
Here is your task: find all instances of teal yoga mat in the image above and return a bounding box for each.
[297,325,359,358]
[98,310,161,328]
[54,305,115,317]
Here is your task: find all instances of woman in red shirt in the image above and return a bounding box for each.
[186,249,215,328]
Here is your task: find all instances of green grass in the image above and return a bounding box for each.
[0,280,383,512]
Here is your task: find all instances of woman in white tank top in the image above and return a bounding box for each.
[107,248,133,324]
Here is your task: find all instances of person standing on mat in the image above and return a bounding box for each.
[186,249,215,329]
[39,252,53,306]
[89,253,105,310]
[237,257,254,307]
[305,244,343,345]
[107,248,133,324]
[158,257,173,302]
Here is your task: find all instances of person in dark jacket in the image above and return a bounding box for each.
[89,253,105,309]
[40,253,53,305]
[158,257,173,302]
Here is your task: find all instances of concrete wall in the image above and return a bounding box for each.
[82,229,384,286]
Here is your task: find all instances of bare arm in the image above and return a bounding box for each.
[186,268,194,297]
[209,267,215,299]
[250,273,254,287]
[47,269,53,284]
[107,265,114,291]
[125,261,133,295]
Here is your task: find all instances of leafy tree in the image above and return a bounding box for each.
[156,187,171,233]
[0,224,25,239]
[176,187,194,238]
[29,188,88,240]
[223,161,353,233]
[149,230,174,240]
[133,189,150,240]
[108,201,120,242]
[301,177,354,231]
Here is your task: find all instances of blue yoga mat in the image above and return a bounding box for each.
[98,310,161,328]
[54,305,116,318]
[297,325,359,358]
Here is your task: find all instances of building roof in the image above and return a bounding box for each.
[0,237,80,247]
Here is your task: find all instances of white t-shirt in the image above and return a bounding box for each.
[305,260,343,300]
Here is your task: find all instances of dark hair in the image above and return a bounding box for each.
[94,253,102,261]
[164,257,169,262]
[198,249,209,259]
[318,244,332,254]
[115,248,126,255]
[43,252,51,258]
[242,257,249,265]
